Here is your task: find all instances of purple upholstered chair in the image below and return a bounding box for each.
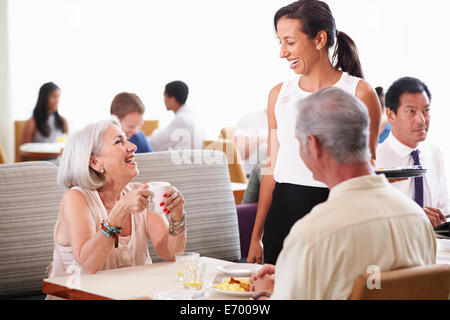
[236,203,258,259]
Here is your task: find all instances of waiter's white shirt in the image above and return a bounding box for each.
[147,104,203,151]
[376,133,450,216]
[271,175,436,300]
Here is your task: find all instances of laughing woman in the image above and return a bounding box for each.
[247,0,382,265]
[46,118,186,298]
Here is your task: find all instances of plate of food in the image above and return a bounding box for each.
[217,263,262,277]
[375,166,427,179]
[212,277,253,297]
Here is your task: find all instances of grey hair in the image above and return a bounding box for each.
[57,117,122,190]
[295,87,371,165]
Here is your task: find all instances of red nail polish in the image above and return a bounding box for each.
[163,208,167,212]
[160,202,165,206]
[168,211,171,214]
[163,194,167,198]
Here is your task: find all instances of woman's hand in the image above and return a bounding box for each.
[117,183,151,217]
[247,238,263,264]
[162,186,185,221]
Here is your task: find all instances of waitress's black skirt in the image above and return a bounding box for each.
[262,183,329,265]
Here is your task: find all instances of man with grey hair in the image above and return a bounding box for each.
[251,87,436,300]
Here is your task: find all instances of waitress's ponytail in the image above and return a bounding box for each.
[333,31,364,79]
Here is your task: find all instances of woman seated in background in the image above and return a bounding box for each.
[46,118,186,299]
[21,82,69,145]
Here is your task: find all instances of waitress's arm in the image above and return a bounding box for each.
[247,83,281,264]
[356,80,382,164]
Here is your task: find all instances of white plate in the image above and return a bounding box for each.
[212,288,253,297]
[217,263,262,277]
[212,277,253,297]
[152,289,210,300]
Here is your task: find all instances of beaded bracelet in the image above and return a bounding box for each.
[101,221,122,248]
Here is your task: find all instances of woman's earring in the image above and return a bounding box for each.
[100,168,105,174]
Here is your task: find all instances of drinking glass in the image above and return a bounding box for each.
[175,252,199,282]
[182,260,206,291]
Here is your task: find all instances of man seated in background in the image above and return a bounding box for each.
[377,77,448,226]
[234,108,268,176]
[110,92,153,153]
[147,81,203,151]
[251,87,436,300]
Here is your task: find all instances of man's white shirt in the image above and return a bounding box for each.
[147,104,204,151]
[376,133,449,216]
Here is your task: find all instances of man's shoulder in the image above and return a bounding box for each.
[421,140,445,158]
[287,185,426,246]
[376,137,400,166]
[286,201,340,246]
[130,131,152,153]
[376,136,394,155]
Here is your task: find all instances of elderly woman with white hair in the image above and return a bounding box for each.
[47,119,186,292]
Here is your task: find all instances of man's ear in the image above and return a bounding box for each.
[386,107,396,124]
[307,135,322,159]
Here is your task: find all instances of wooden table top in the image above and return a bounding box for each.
[43,257,254,300]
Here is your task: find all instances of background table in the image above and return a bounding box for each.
[43,257,253,300]
[19,142,64,161]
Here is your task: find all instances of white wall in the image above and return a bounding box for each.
[0,0,12,162]
[5,0,450,173]
[7,0,292,138]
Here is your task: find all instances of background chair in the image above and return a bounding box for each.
[0,162,63,299]
[219,126,235,141]
[14,120,26,162]
[204,139,247,184]
[0,143,6,164]
[236,203,257,260]
[349,264,450,300]
[140,120,159,137]
[133,150,241,263]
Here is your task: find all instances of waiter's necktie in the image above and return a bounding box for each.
[411,150,424,208]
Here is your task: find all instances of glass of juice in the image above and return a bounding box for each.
[175,252,199,282]
[182,260,206,291]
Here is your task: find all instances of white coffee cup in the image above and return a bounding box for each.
[147,182,171,214]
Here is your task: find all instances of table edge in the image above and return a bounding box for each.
[42,280,113,300]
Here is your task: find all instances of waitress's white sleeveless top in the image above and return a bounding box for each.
[274,72,361,187]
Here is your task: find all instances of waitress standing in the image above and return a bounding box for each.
[247,0,381,264]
